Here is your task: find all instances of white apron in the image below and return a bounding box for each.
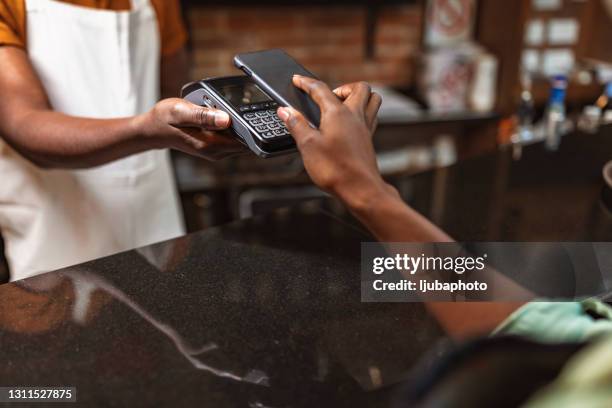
[0,0,185,281]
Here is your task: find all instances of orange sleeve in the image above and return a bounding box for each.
[0,0,26,48]
[153,0,188,57]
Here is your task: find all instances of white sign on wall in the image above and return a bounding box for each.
[532,0,562,11]
[547,18,580,45]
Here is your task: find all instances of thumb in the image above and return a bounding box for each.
[169,99,231,130]
[191,105,231,130]
[277,107,316,145]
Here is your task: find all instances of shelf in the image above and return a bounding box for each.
[530,79,602,108]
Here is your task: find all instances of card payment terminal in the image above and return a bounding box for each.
[181,76,296,158]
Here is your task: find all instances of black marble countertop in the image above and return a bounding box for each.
[1,128,612,407]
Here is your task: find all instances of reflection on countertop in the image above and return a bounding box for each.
[0,204,443,407]
[1,127,612,406]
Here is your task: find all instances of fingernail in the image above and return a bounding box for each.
[214,111,230,127]
[277,107,290,121]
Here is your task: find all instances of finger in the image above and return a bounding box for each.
[170,100,231,130]
[370,118,379,134]
[292,75,341,113]
[332,82,372,112]
[365,92,382,130]
[332,84,352,100]
[277,106,317,146]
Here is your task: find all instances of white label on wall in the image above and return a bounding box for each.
[542,48,575,76]
[525,19,545,45]
[548,18,580,45]
[532,0,562,11]
[522,49,541,72]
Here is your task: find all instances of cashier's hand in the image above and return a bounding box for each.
[138,98,246,161]
[277,76,391,209]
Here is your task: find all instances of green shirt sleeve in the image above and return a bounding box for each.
[492,299,612,344]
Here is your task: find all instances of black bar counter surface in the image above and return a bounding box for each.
[1,128,612,407]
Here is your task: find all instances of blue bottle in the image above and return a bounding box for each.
[545,75,568,151]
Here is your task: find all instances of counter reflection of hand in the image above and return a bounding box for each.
[0,279,74,333]
[277,76,392,210]
[136,98,247,161]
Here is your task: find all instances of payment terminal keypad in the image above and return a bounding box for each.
[239,102,290,139]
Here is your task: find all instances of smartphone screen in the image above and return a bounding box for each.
[234,49,321,127]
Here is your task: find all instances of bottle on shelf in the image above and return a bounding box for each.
[578,105,602,134]
[511,70,536,159]
[544,75,568,151]
[517,70,535,138]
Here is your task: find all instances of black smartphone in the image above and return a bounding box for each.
[234,49,321,128]
[181,75,296,158]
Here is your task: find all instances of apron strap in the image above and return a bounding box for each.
[25,0,45,12]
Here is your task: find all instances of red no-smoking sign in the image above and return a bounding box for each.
[430,0,473,36]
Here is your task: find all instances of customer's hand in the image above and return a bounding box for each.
[137,98,247,161]
[277,76,393,210]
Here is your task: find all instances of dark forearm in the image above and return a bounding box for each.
[2,110,155,169]
[0,46,241,170]
[340,182,453,243]
[0,47,157,168]
[341,183,527,339]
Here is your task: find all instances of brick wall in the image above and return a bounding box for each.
[187,4,423,87]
